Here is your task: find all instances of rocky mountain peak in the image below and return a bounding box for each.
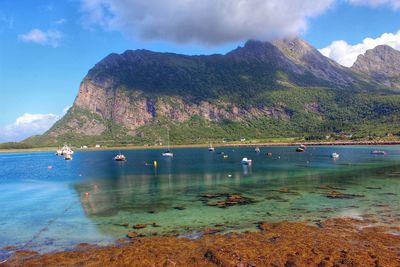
[352,45,400,88]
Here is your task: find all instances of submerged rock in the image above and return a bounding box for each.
[318,185,346,190]
[200,192,254,208]
[126,232,144,239]
[173,205,186,210]
[133,224,147,229]
[326,191,364,199]
[151,222,161,227]
[202,228,222,235]
[278,188,300,195]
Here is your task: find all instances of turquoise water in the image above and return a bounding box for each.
[0,146,399,255]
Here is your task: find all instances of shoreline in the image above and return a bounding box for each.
[3,217,400,266]
[1,140,400,154]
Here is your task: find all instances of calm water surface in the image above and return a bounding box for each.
[0,146,399,254]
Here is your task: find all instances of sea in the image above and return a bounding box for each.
[0,146,399,255]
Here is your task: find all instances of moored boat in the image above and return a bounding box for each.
[255,147,260,153]
[114,154,126,161]
[371,150,386,155]
[331,152,340,159]
[296,144,306,152]
[162,150,174,157]
[56,144,74,156]
[208,144,215,152]
[162,130,174,157]
[241,157,252,165]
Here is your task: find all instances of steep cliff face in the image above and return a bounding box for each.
[352,45,400,88]
[33,38,400,146]
[72,78,296,134]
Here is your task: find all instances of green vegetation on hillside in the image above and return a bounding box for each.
[24,86,400,147]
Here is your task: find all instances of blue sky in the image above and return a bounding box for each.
[1,0,400,142]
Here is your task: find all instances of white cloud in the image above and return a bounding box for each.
[63,106,72,114]
[0,107,70,143]
[348,0,400,9]
[54,18,67,25]
[79,0,334,44]
[319,30,400,67]
[18,28,63,48]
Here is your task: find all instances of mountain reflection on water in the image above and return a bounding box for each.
[0,146,399,253]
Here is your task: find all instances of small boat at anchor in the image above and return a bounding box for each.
[241,157,252,165]
[56,144,74,156]
[162,130,174,157]
[208,143,215,152]
[296,144,307,152]
[64,153,73,161]
[114,154,126,161]
[371,150,387,155]
[162,150,174,157]
[255,147,260,153]
[331,152,340,159]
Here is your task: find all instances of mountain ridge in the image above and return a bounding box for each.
[25,38,400,146]
[352,44,400,89]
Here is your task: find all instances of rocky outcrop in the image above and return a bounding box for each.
[272,38,357,87]
[352,45,400,88]
[69,78,296,133]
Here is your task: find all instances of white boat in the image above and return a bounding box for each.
[114,154,126,161]
[162,130,174,157]
[208,144,215,152]
[241,157,252,165]
[255,147,260,153]
[296,144,306,152]
[331,152,339,159]
[371,150,386,155]
[64,153,73,160]
[56,144,74,156]
[162,150,174,157]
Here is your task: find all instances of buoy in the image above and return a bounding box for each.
[153,160,157,168]
[47,166,53,170]
[228,174,232,178]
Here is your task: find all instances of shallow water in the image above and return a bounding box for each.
[0,146,399,254]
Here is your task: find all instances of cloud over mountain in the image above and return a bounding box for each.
[80,0,334,44]
[319,30,400,67]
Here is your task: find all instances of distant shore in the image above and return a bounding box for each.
[4,217,400,266]
[1,140,400,153]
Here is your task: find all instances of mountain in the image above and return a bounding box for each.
[26,38,400,146]
[352,45,400,89]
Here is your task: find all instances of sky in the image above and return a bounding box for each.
[1,0,400,142]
